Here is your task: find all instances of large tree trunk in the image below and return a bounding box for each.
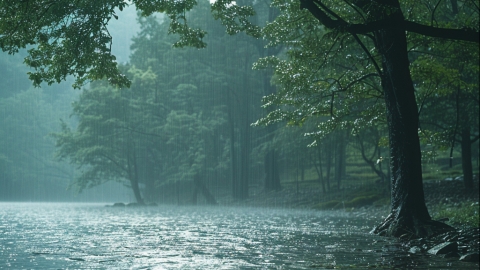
[371,2,450,237]
[461,127,474,190]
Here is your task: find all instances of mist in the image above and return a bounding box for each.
[0,0,478,268]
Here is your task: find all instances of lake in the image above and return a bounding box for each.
[0,203,475,269]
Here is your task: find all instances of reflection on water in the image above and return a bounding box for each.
[0,203,476,269]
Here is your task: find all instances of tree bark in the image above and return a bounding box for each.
[370,2,449,237]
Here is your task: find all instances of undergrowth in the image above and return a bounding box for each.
[432,201,480,228]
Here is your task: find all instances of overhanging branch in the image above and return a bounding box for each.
[299,0,480,43]
[405,21,479,43]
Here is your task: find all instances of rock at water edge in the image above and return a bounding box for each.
[427,242,458,255]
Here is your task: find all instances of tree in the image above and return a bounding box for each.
[413,39,479,190]
[52,74,157,204]
[1,0,478,238]
[129,2,274,201]
[255,0,478,238]
[354,126,390,190]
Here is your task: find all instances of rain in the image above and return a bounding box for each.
[0,1,478,269]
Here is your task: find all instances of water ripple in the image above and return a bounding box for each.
[0,202,476,269]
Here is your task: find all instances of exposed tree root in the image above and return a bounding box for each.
[372,213,454,239]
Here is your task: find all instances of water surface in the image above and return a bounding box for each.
[0,203,475,269]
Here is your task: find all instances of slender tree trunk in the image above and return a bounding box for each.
[335,131,346,189]
[314,146,326,193]
[145,148,156,202]
[127,143,145,205]
[371,2,450,237]
[239,119,250,200]
[378,147,384,184]
[129,172,144,205]
[257,8,282,193]
[238,58,251,201]
[358,134,387,182]
[296,155,300,196]
[461,127,473,190]
[192,179,198,205]
[176,181,180,205]
[325,143,332,190]
[229,101,239,199]
[265,149,281,191]
[194,173,218,205]
[263,76,281,192]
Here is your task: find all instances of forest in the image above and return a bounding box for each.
[0,0,480,269]
[0,0,479,265]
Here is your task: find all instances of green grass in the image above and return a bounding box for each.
[372,196,390,207]
[278,147,477,213]
[311,186,388,210]
[313,200,341,210]
[343,194,381,208]
[422,163,464,182]
[432,202,480,228]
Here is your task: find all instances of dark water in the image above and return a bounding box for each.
[0,203,476,269]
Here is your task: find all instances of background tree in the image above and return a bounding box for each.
[53,70,160,204]
[413,39,479,190]
[128,2,275,201]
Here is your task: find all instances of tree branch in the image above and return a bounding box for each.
[299,0,480,43]
[404,21,479,43]
[352,34,382,75]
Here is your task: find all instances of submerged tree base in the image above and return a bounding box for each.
[372,212,454,239]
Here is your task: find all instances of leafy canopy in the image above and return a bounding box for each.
[0,0,260,88]
[1,0,477,89]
